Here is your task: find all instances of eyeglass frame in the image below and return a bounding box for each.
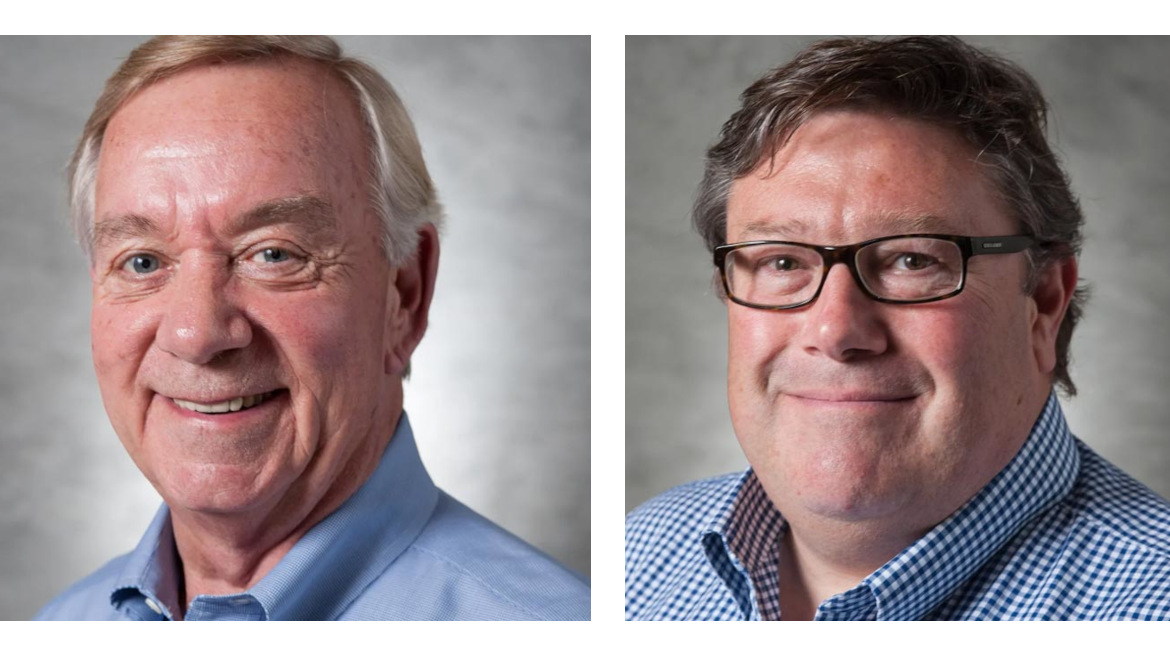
[713,233,1035,310]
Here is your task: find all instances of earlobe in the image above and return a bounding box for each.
[1030,256,1078,375]
[383,350,402,376]
[382,224,440,376]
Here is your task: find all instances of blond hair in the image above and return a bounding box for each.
[70,35,442,266]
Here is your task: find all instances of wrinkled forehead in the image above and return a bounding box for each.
[727,110,1012,243]
[98,58,367,182]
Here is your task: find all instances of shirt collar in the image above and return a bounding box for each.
[108,411,438,620]
[703,392,1080,620]
[699,470,777,620]
[109,506,181,619]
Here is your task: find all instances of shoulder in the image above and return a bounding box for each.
[625,473,743,619]
[1036,440,1170,618]
[34,554,129,620]
[350,491,590,620]
[626,473,742,556]
[1068,440,1170,556]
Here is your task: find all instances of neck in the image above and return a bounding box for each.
[776,515,924,620]
[169,402,402,617]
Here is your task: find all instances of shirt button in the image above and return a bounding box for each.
[144,598,163,615]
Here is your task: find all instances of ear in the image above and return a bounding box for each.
[1030,255,1078,375]
[383,223,440,376]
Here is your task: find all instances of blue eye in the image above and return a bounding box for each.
[259,248,289,263]
[126,254,160,274]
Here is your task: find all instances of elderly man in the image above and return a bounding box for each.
[35,36,588,621]
[626,36,1170,620]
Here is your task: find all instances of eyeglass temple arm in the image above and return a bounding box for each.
[970,235,1034,255]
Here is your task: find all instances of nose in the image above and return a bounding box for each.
[156,259,252,365]
[799,263,888,361]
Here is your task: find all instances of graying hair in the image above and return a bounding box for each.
[69,35,443,268]
[693,36,1088,396]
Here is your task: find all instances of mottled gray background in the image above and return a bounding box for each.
[0,36,589,619]
[627,36,1170,510]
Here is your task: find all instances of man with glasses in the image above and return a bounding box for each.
[626,36,1170,620]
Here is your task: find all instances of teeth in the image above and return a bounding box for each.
[173,391,274,414]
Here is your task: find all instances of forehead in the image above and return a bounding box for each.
[96,58,368,211]
[726,110,1013,242]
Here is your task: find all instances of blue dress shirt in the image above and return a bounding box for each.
[626,394,1170,620]
[37,413,590,620]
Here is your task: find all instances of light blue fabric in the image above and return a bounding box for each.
[37,413,590,620]
[626,393,1170,620]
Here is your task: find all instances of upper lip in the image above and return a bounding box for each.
[785,390,916,402]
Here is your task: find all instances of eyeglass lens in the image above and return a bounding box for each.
[724,237,964,306]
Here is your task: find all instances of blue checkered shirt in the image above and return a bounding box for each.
[36,413,590,620]
[626,394,1170,620]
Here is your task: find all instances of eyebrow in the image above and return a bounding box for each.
[231,195,337,237]
[738,218,812,240]
[737,213,958,241]
[92,213,159,249]
[93,195,338,251]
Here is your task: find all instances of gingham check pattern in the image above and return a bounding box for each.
[626,394,1170,620]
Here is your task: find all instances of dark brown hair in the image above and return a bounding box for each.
[693,36,1087,395]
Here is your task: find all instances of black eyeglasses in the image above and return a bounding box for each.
[713,234,1034,310]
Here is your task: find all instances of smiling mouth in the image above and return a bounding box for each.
[787,392,916,403]
[171,390,283,415]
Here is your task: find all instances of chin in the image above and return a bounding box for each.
[765,443,915,523]
[156,461,286,515]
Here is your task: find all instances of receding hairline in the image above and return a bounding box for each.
[75,45,360,254]
[100,55,368,158]
[89,59,366,256]
[72,35,442,275]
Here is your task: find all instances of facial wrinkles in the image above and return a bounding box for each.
[106,86,333,191]
[97,155,344,292]
[260,246,384,466]
[142,139,223,161]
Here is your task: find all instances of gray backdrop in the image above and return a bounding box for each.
[628,36,1170,511]
[0,36,589,620]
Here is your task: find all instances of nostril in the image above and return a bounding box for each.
[157,295,253,366]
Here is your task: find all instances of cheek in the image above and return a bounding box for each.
[252,287,386,389]
[892,308,977,380]
[90,298,164,445]
[728,307,792,375]
[90,299,158,389]
[894,295,1028,405]
[727,306,799,432]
